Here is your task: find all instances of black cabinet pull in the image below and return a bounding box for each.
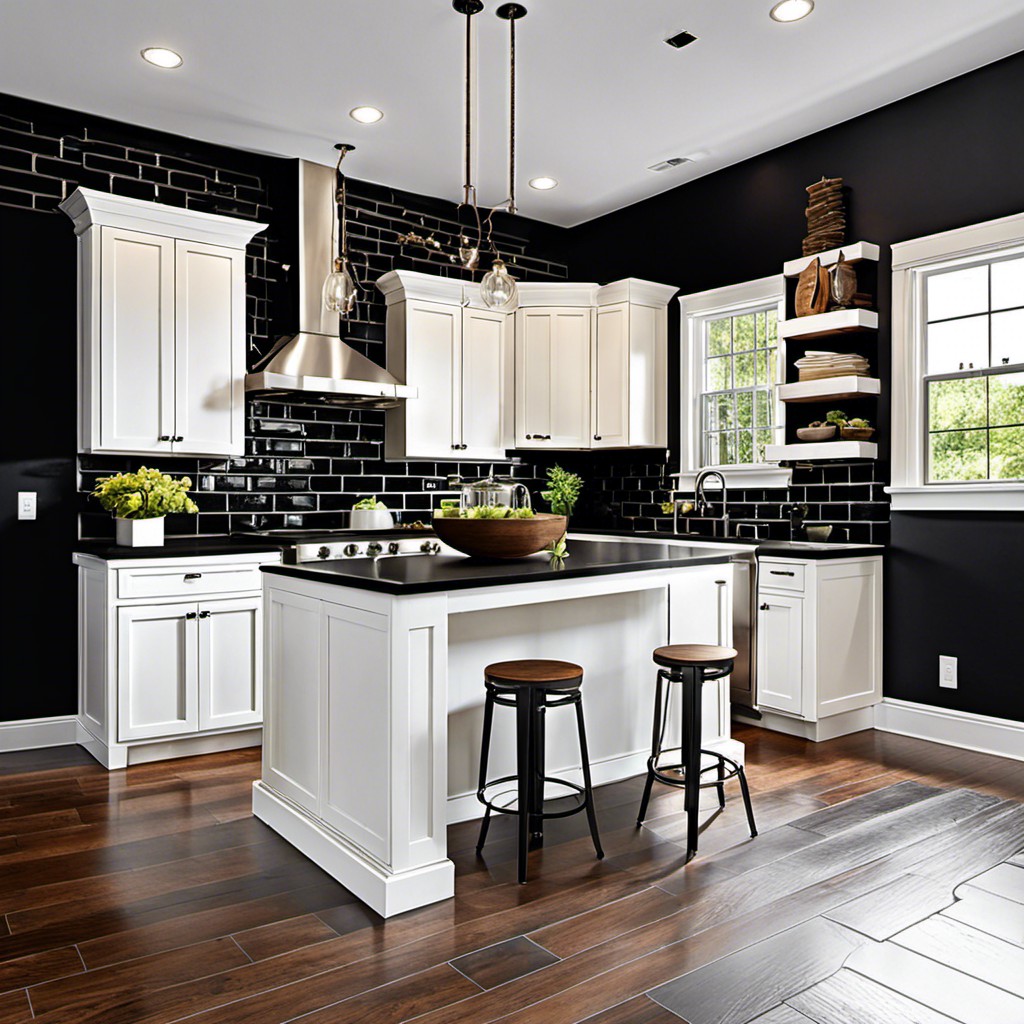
[159,435,171,442]
[199,610,211,619]
[769,570,795,577]
[185,611,197,620]
[172,435,184,443]
[759,603,770,611]
[594,435,602,441]
[183,573,202,581]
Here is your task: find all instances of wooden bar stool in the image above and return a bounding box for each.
[636,644,757,860]
[476,659,604,884]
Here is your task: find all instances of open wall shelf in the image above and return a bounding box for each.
[778,376,881,403]
[766,441,878,461]
[779,309,879,340]
[783,240,881,278]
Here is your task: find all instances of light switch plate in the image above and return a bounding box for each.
[939,654,957,689]
[17,491,36,520]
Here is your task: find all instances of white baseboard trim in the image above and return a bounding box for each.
[445,736,746,825]
[737,707,875,742]
[0,716,78,752]
[875,698,1024,763]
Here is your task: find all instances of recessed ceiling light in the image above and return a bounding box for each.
[665,30,698,49]
[648,157,690,173]
[349,106,384,124]
[140,47,183,69]
[769,0,814,22]
[529,176,558,191]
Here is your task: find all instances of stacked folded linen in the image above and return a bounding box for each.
[795,350,870,381]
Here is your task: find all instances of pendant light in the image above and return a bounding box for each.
[322,143,359,316]
[453,0,484,273]
[480,3,526,310]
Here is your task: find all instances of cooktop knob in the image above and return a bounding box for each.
[388,542,400,555]
[421,541,441,554]
[317,546,331,559]
[367,542,383,556]
[343,544,359,557]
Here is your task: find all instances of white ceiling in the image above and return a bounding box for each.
[3,1,1024,227]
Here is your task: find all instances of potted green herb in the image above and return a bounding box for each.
[351,496,394,530]
[541,465,584,518]
[91,467,198,547]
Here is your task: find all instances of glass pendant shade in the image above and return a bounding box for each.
[322,257,358,315]
[480,258,518,309]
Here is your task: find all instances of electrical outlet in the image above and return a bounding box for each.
[17,491,36,521]
[939,654,957,689]
[422,478,446,491]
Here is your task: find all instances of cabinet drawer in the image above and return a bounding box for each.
[759,561,805,591]
[118,565,263,600]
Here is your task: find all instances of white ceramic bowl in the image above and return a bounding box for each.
[349,508,395,530]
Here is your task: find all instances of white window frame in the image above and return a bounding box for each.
[676,275,791,491]
[891,209,1024,511]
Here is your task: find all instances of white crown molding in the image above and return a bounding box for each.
[517,281,599,307]
[875,698,1024,763]
[597,278,678,308]
[892,210,1024,269]
[375,269,468,306]
[59,187,267,249]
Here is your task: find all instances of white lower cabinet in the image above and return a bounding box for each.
[75,550,279,769]
[756,555,882,733]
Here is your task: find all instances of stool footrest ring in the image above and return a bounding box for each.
[477,775,588,820]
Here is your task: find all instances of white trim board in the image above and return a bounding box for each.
[0,716,78,752]
[874,698,1024,763]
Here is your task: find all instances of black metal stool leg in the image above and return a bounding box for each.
[529,692,546,843]
[737,763,758,838]
[716,756,726,809]
[516,687,533,884]
[636,671,664,827]
[574,695,604,859]
[476,689,496,853]
[682,667,702,861]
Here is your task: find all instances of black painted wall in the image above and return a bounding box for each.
[565,50,1024,724]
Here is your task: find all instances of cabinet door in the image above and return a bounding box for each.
[403,301,461,458]
[515,308,553,447]
[628,303,663,447]
[98,227,175,454]
[174,239,245,456]
[549,309,592,448]
[460,307,510,459]
[117,603,198,741]
[198,597,262,731]
[592,303,630,448]
[756,593,804,716]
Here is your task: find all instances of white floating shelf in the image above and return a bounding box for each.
[779,308,879,340]
[778,376,881,403]
[767,441,877,461]
[784,241,881,278]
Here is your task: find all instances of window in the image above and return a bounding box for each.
[678,276,790,489]
[891,210,1024,510]
[701,306,782,467]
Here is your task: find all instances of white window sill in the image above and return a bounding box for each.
[887,484,1024,511]
[673,465,793,491]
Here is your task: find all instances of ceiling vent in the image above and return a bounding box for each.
[665,29,698,48]
[648,157,691,173]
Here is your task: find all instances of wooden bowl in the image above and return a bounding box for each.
[840,426,875,441]
[796,425,837,442]
[431,513,568,559]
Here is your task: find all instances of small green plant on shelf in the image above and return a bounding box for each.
[91,467,198,519]
[541,465,584,517]
[352,496,389,511]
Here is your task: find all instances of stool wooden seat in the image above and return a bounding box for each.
[637,645,756,861]
[652,645,737,670]
[477,659,602,883]
[485,660,584,687]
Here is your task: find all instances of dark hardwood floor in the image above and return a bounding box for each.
[0,725,1019,1023]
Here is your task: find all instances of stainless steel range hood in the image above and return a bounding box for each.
[245,161,415,408]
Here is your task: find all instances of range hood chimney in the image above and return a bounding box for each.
[245,160,414,407]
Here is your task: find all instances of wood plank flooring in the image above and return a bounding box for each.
[0,725,1017,1023]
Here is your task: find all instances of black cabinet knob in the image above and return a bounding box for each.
[159,435,171,442]
[759,603,770,611]
[185,611,197,620]
[594,435,602,441]
[173,435,184,443]
[199,610,211,619]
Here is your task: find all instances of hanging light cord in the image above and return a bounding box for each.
[457,4,483,264]
[334,144,351,262]
[507,10,517,216]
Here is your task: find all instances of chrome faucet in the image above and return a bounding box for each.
[695,469,730,537]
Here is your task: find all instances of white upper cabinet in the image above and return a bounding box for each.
[61,188,265,457]
[379,271,513,461]
[377,271,675,457]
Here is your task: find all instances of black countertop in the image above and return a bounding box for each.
[261,539,735,595]
[74,537,287,560]
[568,528,884,560]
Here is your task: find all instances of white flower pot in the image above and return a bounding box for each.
[115,516,165,547]
[349,508,394,531]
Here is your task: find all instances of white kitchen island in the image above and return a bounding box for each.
[253,537,743,917]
